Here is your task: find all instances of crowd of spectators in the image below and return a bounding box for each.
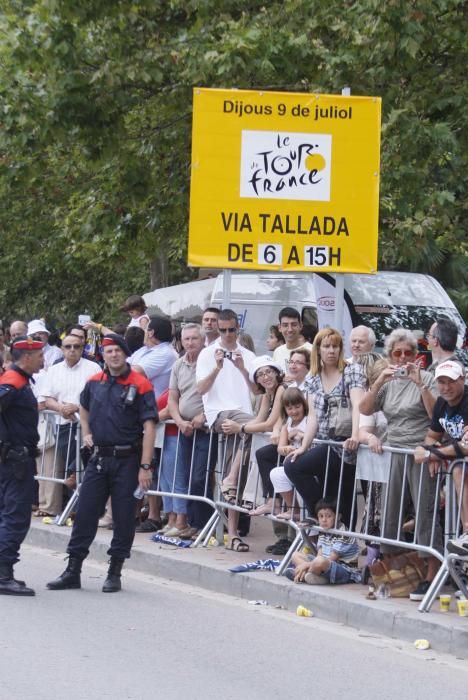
[1,299,467,597]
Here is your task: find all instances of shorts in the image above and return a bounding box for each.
[305,554,361,584]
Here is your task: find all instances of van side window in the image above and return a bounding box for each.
[302,307,318,344]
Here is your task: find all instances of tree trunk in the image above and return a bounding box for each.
[149,252,169,291]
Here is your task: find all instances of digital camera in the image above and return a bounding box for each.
[394,367,408,378]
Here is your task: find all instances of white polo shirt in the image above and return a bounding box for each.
[41,356,101,424]
[196,341,256,427]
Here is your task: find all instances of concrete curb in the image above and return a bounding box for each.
[26,523,468,658]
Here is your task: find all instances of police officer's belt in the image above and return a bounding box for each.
[0,442,36,461]
[94,444,141,458]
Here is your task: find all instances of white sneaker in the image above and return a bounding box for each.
[447,532,468,557]
[304,572,327,585]
[98,513,113,528]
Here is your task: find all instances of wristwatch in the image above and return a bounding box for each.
[140,463,153,471]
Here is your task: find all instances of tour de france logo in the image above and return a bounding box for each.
[240,130,332,201]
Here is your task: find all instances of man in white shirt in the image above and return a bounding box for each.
[42,335,100,492]
[196,309,256,551]
[196,310,256,430]
[273,307,312,378]
[129,316,178,398]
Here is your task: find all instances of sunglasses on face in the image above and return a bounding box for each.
[219,327,237,334]
[63,343,82,350]
[392,349,414,358]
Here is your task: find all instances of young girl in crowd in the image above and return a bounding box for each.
[253,388,308,519]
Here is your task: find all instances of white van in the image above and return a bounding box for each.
[144,271,466,355]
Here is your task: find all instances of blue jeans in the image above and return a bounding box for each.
[178,431,217,529]
[159,435,188,515]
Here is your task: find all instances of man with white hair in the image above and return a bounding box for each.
[27,319,62,369]
[348,325,376,362]
[9,320,28,342]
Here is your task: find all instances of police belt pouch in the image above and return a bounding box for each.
[327,378,353,440]
[369,552,427,598]
[3,445,30,480]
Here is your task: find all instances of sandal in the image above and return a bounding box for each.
[221,486,238,504]
[250,503,273,516]
[34,510,54,518]
[226,536,249,552]
[135,518,162,533]
[241,501,254,511]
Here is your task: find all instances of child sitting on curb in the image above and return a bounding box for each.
[287,499,362,585]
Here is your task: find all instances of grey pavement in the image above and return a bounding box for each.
[5,546,468,700]
[25,514,468,659]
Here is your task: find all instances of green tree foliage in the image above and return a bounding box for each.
[0,0,466,324]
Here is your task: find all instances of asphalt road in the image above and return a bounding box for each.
[1,545,467,700]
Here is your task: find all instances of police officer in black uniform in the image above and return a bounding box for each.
[47,334,157,593]
[0,336,44,596]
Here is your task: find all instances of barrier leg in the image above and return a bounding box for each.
[418,562,449,613]
[447,554,468,599]
[56,487,80,526]
[193,510,219,548]
[275,531,303,576]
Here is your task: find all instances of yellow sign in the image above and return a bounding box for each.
[188,88,381,273]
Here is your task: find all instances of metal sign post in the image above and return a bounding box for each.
[334,86,350,334]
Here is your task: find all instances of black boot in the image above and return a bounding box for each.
[46,556,82,590]
[102,557,124,593]
[0,562,35,596]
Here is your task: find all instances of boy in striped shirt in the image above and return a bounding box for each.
[288,499,362,585]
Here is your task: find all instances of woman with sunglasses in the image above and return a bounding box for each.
[284,328,366,527]
[359,328,441,601]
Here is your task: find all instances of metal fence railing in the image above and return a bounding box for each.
[35,410,82,526]
[35,412,468,610]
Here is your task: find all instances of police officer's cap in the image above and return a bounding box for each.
[12,335,44,351]
[101,334,131,357]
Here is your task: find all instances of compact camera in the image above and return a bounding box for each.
[223,351,233,360]
[78,314,91,326]
[394,367,408,378]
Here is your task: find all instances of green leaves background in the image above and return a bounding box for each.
[0,0,466,325]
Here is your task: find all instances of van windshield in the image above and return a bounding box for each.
[355,305,464,347]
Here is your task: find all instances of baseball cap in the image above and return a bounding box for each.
[435,360,464,381]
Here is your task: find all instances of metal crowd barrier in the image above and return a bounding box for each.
[212,433,468,612]
[35,410,83,526]
[35,411,468,609]
[146,421,219,547]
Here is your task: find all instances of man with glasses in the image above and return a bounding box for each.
[426,317,459,373]
[196,309,256,551]
[41,335,100,498]
[196,309,256,429]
